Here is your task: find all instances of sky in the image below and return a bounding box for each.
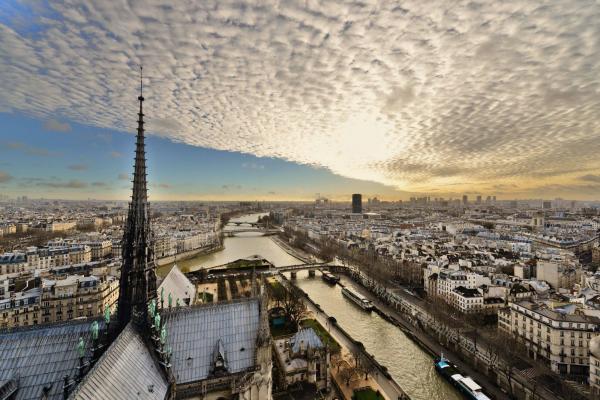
[1,0,600,201]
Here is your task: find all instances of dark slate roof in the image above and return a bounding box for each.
[69,323,168,400]
[163,298,260,384]
[0,319,103,400]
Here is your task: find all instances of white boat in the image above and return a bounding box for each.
[341,287,373,311]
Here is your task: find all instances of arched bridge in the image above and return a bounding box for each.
[224,228,281,236]
[230,221,260,227]
[276,263,330,272]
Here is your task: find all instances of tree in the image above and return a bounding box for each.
[281,284,308,327]
[356,351,376,380]
[486,331,528,398]
[338,362,358,386]
[266,281,286,307]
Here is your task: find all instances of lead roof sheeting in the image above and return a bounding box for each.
[0,320,103,400]
[163,299,260,384]
[69,323,168,400]
[290,328,323,353]
[158,265,196,304]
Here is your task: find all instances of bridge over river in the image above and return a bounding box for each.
[224,228,281,236]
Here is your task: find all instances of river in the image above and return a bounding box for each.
[289,273,462,400]
[162,213,461,400]
[160,213,301,273]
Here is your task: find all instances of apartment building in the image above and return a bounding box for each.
[537,260,581,290]
[26,245,92,269]
[0,252,27,275]
[0,274,118,329]
[450,286,484,314]
[40,275,119,323]
[84,240,113,260]
[0,223,16,236]
[154,234,177,258]
[501,300,600,380]
[0,288,41,328]
[36,221,77,232]
[590,335,600,396]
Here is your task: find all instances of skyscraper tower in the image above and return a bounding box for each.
[352,193,362,214]
[117,67,157,328]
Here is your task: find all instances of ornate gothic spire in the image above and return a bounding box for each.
[117,66,157,328]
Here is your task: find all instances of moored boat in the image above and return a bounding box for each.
[321,270,340,284]
[434,355,491,400]
[341,286,373,311]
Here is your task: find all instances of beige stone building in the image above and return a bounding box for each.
[84,240,113,260]
[590,335,600,398]
[41,274,119,323]
[501,300,600,380]
[0,274,118,328]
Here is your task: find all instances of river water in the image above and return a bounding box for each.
[162,213,460,400]
[161,213,301,273]
[290,273,461,400]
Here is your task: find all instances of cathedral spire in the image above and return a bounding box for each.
[117,66,157,328]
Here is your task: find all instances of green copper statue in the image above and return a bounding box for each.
[149,299,156,318]
[77,337,85,358]
[154,313,161,330]
[90,321,99,341]
[104,305,110,324]
[160,326,167,345]
[160,287,165,308]
[168,293,173,308]
[175,298,180,308]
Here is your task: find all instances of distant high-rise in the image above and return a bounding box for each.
[117,68,157,328]
[462,195,468,205]
[542,200,552,209]
[476,195,482,204]
[352,193,362,213]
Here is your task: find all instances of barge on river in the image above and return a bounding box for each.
[341,286,374,311]
[434,355,491,400]
[321,270,340,284]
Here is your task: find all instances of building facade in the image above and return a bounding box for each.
[501,300,600,380]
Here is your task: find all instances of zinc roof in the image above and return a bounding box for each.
[0,319,103,400]
[163,298,260,384]
[69,323,168,400]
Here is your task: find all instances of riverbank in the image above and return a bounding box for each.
[278,273,410,400]
[156,243,223,267]
[342,273,510,400]
[270,235,316,264]
[279,236,567,400]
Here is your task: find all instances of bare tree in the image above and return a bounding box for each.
[356,351,376,380]
[338,363,358,386]
[281,284,308,327]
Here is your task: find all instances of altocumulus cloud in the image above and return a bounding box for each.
[67,163,88,171]
[43,118,71,132]
[0,171,12,183]
[36,180,87,189]
[1,1,600,195]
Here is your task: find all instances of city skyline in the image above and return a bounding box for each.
[2,1,600,201]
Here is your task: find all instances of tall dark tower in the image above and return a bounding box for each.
[117,67,157,328]
[352,193,362,214]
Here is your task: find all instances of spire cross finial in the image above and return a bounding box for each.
[139,65,143,99]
